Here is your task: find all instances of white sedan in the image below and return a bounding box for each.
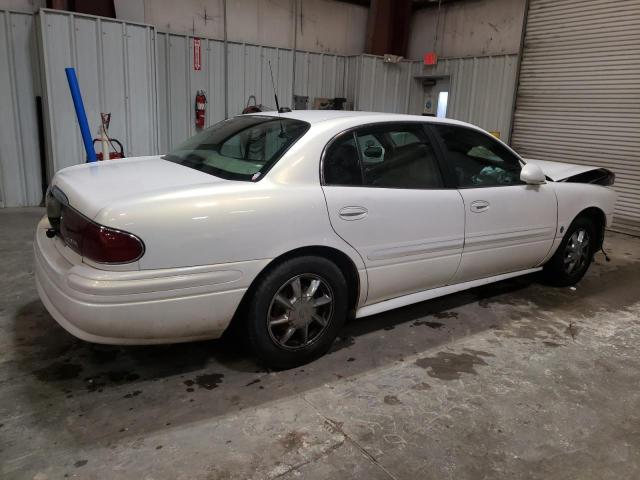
[35,111,616,368]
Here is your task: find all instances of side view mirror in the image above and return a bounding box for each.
[520,163,546,185]
[364,146,383,158]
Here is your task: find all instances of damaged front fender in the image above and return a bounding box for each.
[523,158,615,185]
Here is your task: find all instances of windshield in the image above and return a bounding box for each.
[163,115,310,181]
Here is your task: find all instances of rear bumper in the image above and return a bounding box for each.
[34,217,268,344]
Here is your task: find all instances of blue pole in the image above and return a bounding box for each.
[65,67,97,162]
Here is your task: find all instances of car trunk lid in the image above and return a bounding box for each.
[52,155,232,219]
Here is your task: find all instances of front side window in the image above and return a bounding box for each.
[432,125,523,187]
[323,123,443,189]
[164,115,309,181]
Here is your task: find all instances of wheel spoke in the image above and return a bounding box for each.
[306,279,321,298]
[280,326,296,344]
[301,324,309,344]
[313,294,332,307]
[275,294,294,311]
[290,277,302,301]
[270,315,289,326]
[312,313,328,327]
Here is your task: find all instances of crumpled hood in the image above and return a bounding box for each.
[52,155,231,219]
[523,158,604,182]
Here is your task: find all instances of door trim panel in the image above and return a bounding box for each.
[367,235,463,261]
[464,225,556,250]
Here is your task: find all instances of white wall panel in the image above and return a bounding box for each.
[38,9,157,175]
[128,0,368,56]
[294,51,346,100]
[0,9,42,207]
[165,33,189,148]
[407,0,526,60]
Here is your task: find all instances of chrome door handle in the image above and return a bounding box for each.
[470,200,490,213]
[339,206,368,221]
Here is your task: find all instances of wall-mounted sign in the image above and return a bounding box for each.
[423,51,438,66]
[194,38,202,71]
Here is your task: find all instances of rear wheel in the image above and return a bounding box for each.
[543,216,596,286]
[246,256,348,369]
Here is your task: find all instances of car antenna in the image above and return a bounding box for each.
[268,60,285,136]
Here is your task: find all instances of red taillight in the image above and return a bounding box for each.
[59,206,144,264]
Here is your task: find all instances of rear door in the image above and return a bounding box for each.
[321,122,465,305]
[430,124,557,283]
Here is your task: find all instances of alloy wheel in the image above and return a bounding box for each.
[267,274,334,350]
[564,228,590,275]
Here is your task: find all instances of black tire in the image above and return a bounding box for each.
[543,216,596,287]
[246,256,348,369]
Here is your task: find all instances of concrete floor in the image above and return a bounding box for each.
[2,208,640,480]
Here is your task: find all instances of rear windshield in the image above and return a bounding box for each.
[163,115,309,181]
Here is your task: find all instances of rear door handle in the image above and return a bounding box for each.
[470,200,490,213]
[339,206,368,221]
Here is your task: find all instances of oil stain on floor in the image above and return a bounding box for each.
[415,350,493,380]
[184,373,225,390]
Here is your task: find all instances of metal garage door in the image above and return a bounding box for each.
[511,0,640,235]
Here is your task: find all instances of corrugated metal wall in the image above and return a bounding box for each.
[294,51,347,101]
[156,33,349,152]
[354,54,519,142]
[353,55,421,114]
[0,10,43,207]
[38,9,157,175]
[512,0,640,235]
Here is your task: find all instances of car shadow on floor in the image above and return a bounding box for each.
[7,255,639,448]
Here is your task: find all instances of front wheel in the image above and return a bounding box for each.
[246,256,348,369]
[543,216,596,286]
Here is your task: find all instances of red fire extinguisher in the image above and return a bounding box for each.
[195,90,207,129]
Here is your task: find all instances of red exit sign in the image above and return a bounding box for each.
[423,51,438,65]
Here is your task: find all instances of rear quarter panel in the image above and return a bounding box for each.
[93,180,365,272]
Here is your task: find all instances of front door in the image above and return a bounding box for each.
[321,122,465,305]
[430,124,557,283]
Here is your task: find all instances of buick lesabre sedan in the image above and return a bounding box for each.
[35,111,616,368]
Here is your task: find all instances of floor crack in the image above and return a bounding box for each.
[301,396,399,480]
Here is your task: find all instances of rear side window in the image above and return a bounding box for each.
[432,125,523,187]
[164,115,309,181]
[323,133,363,186]
[323,123,443,189]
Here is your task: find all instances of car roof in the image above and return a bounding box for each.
[243,109,475,129]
